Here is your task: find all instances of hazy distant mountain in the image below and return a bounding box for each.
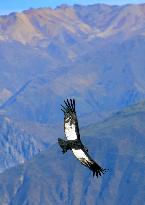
[0,114,46,173]
[1,36,145,129]
[0,101,144,205]
[1,4,145,142]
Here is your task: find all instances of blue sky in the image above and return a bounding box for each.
[0,0,145,14]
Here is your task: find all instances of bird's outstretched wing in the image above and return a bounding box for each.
[72,148,108,177]
[61,99,80,141]
[60,98,108,177]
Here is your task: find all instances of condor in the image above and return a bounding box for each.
[58,99,108,177]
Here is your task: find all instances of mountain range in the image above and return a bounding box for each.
[1,4,145,45]
[0,100,144,205]
[0,4,145,204]
[1,4,145,142]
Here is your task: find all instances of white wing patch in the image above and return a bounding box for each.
[64,118,77,140]
[72,149,89,161]
[72,149,93,167]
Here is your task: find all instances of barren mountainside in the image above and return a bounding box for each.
[1,4,145,142]
[1,4,145,45]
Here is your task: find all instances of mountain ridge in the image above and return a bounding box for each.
[1,4,145,45]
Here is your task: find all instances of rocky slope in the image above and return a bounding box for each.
[0,114,46,173]
[0,101,144,205]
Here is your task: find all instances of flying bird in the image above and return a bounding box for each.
[58,99,108,177]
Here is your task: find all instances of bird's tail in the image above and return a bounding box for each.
[58,138,70,154]
[90,162,109,178]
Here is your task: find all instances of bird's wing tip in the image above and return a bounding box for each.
[61,98,76,112]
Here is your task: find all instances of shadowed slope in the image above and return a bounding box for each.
[0,114,46,173]
[0,101,144,204]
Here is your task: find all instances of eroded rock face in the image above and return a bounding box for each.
[0,114,44,173]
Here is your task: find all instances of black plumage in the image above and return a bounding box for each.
[58,99,108,177]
